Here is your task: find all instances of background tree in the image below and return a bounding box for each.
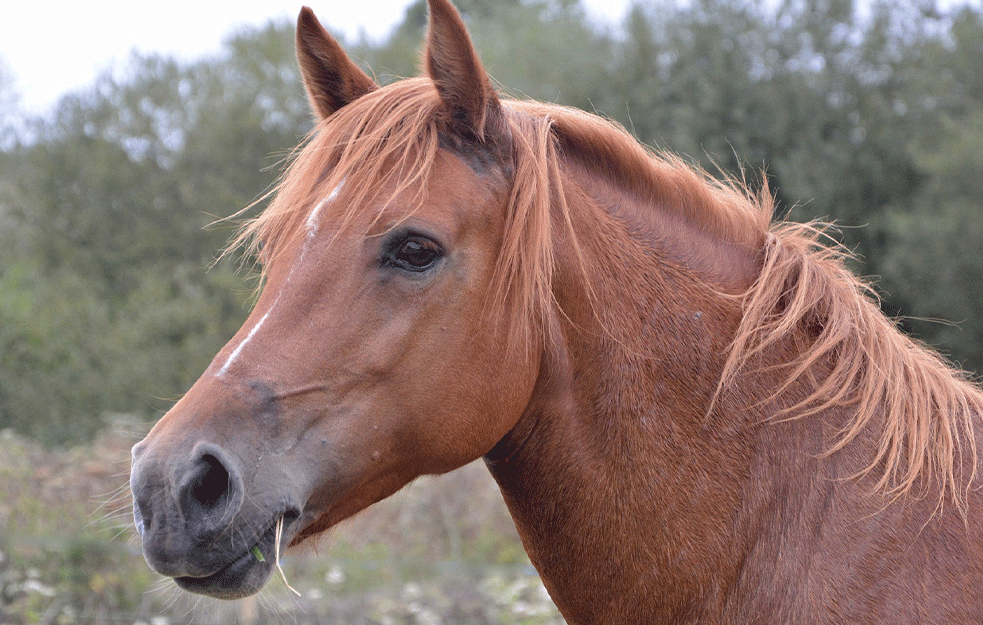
[0,58,19,149]
[876,7,983,372]
[0,23,311,444]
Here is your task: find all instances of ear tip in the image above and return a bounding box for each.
[426,0,465,34]
[424,0,479,71]
[296,6,334,53]
[297,6,319,29]
[425,0,450,15]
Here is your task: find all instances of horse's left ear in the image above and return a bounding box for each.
[424,0,505,143]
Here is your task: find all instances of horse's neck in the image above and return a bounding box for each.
[485,164,983,624]
[484,173,814,622]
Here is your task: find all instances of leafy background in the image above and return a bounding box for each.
[1,0,981,622]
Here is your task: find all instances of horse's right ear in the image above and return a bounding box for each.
[296,7,378,120]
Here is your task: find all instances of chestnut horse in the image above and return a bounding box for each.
[130,0,983,622]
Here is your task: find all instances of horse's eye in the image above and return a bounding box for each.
[384,234,443,273]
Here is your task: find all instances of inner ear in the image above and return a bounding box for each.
[296,7,378,120]
[424,0,505,144]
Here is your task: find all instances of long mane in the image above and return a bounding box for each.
[232,77,981,510]
[725,220,982,510]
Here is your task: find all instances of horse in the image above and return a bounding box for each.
[129,0,983,622]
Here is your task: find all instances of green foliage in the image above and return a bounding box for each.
[0,57,20,149]
[878,109,983,372]
[0,20,308,445]
[0,263,113,443]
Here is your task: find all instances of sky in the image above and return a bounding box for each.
[0,0,630,115]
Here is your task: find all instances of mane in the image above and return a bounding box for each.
[723,221,982,512]
[231,77,981,510]
[505,99,771,251]
[510,100,982,510]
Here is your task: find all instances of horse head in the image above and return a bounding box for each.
[129,0,539,598]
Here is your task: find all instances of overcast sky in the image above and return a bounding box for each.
[0,0,629,115]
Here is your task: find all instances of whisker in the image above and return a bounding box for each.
[275,515,301,597]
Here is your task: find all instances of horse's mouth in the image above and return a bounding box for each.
[174,509,300,599]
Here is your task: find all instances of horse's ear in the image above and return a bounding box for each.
[296,7,377,121]
[424,0,504,143]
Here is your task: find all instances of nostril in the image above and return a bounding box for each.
[178,447,243,531]
[190,454,231,509]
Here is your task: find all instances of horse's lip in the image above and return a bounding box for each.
[173,509,299,598]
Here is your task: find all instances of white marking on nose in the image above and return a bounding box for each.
[218,180,343,379]
[306,179,344,235]
[218,309,272,377]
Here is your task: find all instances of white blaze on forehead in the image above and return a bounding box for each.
[218,180,344,378]
[306,179,345,235]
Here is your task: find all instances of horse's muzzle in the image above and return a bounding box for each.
[130,439,300,598]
